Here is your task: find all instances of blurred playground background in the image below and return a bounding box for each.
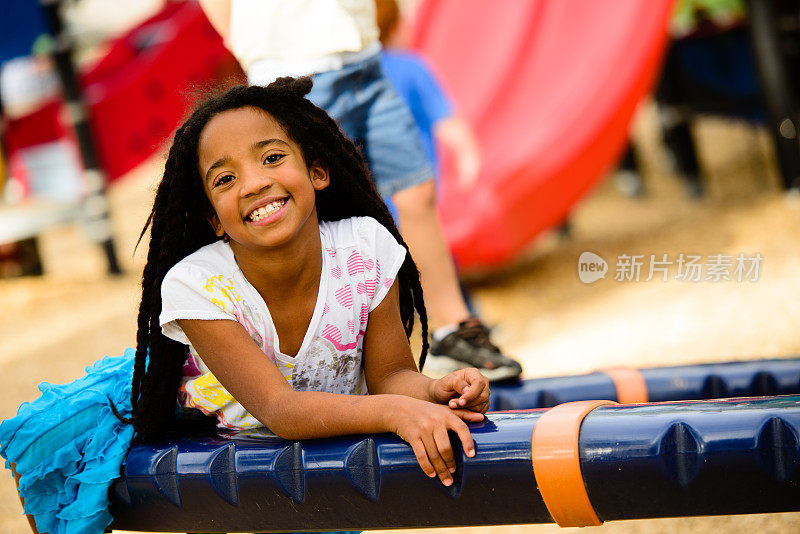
[1,0,800,532]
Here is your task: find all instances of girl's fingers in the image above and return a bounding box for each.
[410,440,436,479]
[448,417,477,458]
[460,372,487,399]
[433,428,457,474]
[421,435,452,486]
[448,396,467,409]
[453,374,470,394]
[465,388,490,411]
[452,408,485,423]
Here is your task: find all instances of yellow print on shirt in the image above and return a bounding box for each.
[204,275,243,312]
[224,277,242,303]
[204,275,223,292]
[186,371,236,410]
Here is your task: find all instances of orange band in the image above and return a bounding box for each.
[531,400,616,527]
[602,367,648,404]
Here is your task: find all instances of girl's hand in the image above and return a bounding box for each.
[430,368,491,414]
[389,397,483,486]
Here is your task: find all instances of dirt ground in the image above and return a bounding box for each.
[1,103,800,533]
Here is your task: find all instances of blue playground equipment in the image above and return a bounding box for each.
[109,395,800,531]
[489,357,800,410]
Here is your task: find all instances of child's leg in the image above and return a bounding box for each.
[10,463,42,534]
[336,60,465,327]
[391,179,471,328]
[358,57,522,380]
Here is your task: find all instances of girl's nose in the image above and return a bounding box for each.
[239,166,273,196]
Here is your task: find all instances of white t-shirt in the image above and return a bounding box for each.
[229,0,380,70]
[159,216,406,430]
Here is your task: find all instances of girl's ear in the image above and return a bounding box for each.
[209,213,225,237]
[309,162,330,191]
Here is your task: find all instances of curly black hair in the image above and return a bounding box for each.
[131,78,428,439]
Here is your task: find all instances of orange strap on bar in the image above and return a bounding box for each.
[531,400,616,527]
[602,367,648,404]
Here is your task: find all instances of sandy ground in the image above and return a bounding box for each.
[2,104,800,533]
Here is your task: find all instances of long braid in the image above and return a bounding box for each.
[131,121,217,438]
[136,175,192,435]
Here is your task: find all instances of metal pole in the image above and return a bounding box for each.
[655,44,704,197]
[37,0,121,274]
[747,0,800,190]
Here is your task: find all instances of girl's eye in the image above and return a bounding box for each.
[264,153,285,165]
[214,174,234,188]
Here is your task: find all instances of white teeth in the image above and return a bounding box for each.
[248,199,285,222]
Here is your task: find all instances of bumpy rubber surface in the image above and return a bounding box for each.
[110,396,800,532]
[489,357,800,410]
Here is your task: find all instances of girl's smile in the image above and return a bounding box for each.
[197,106,329,251]
[245,196,288,224]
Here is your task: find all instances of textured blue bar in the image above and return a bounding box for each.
[110,396,800,531]
[490,373,617,410]
[641,358,800,401]
[579,396,800,519]
[110,411,547,532]
[489,357,800,410]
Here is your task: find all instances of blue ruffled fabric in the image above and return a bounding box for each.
[0,349,135,534]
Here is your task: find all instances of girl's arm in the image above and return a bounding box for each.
[178,317,481,486]
[363,281,490,413]
[179,318,386,438]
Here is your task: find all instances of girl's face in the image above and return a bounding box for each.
[197,106,329,252]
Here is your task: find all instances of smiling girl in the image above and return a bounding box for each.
[1,78,490,534]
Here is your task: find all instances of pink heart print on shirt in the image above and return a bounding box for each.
[347,251,365,276]
[331,266,342,279]
[335,285,353,309]
[348,320,356,334]
[322,323,359,351]
[364,259,381,299]
[322,324,342,343]
[322,303,330,316]
[356,281,366,295]
[326,248,337,257]
[365,280,376,299]
[360,303,369,325]
[364,258,374,271]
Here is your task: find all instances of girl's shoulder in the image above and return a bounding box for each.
[163,240,237,282]
[320,217,406,277]
[320,216,400,253]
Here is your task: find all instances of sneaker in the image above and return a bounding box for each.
[427,318,522,382]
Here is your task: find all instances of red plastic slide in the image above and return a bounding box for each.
[411,0,673,270]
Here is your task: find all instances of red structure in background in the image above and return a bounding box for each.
[4,1,239,186]
[5,1,670,271]
[3,102,65,196]
[81,1,240,181]
[411,0,674,270]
